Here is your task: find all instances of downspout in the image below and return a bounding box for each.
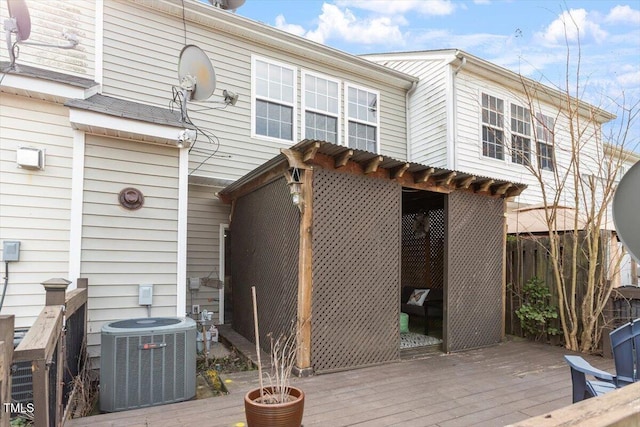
[405,80,418,162]
[451,52,466,170]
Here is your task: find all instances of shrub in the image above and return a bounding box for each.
[515,277,559,340]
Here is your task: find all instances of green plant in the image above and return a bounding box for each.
[515,277,559,340]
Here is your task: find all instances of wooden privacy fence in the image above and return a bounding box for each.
[9,278,88,427]
[506,232,638,348]
[505,233,601,338]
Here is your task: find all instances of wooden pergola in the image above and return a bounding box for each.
[219,140,526,374]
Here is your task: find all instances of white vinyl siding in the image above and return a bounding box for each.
[364,56,450,166]
[0,0,95,78]
[346,84,380,152]
[186,184,231,321]
[302,71,340,144]
[82,135,179,359]
[0,94,74,328]
[252,56,296,142]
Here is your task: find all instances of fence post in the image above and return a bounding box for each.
[43,278,71,307]
[0,315,15,427]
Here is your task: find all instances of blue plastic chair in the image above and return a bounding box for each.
[564,318,640,403]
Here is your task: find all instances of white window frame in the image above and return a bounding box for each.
[301,70,341,145]
[535,112,555,172]
[345,82,380,153]
[251,55,297,143]
[510,103,531,166]
[480,92,505,161]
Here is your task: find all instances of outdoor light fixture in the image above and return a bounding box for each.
[223,89,239,106]
[287,168,303,211]
[177,129,197,148]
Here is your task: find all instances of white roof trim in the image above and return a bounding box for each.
[0,73,99,103]
[68,108,183,147]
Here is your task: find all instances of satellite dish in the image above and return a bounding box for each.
[178,44,216,101]
[613,161,640,263]
[3,0,78,70]
[219,0,246,10]
[7,0,31,41]
[211,0,246,11]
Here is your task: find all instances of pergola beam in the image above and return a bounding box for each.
[391,163,410,179]
[365,156,383,174]
[303,142,321,162]
[456,176,476,189]
[476,179,495,193]
[414,168,434,183]
[492,182,513,196]
[437,171,457,186]
[335,150,353,168]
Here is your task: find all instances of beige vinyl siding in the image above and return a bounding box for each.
[0,94,74,328]
[101,1,408,182]
[0,0,95,78]
[186,184,230,320]
[81,135,179,359]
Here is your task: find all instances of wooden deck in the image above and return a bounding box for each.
[66,338,614,427]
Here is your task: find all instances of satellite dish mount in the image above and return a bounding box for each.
[3,0,79,71]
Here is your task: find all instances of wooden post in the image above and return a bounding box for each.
[31,359,49,427]
[43,278,71,306]
[294,169,314,377]
[0,315,14,427]
[501,201,508,340]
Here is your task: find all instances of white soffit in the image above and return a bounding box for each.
[68,108,181,147]
[0,73,99,103]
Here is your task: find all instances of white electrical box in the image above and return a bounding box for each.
[16,147,45,170]
[2,241,20,262]
[138,284,153,305]
[189,277,200,290]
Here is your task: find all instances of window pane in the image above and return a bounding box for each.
[348,121,376,152]
[256,61,268,80]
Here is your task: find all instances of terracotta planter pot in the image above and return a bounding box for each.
[244,386,304,427]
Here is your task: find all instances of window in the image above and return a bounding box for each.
[303,72,339,144]
[535,113,555,171]
[253,57,296,141]
[481,93,504,160]
[346,84,379,152]
[511,104,531,165]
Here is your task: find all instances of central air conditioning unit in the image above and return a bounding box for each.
[100,317,197,412]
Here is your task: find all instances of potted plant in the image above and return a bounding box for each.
[244,287,305,427]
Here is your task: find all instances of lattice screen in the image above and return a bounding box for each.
[402,213,427,287]
[230,178,299,352]
[311,169,401,373]
[445,191,505,352]
[401,208,445,289]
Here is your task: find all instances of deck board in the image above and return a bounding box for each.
[66,339,614,427]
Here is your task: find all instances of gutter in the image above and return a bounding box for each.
[405,80,418,161]
[449,51,466,170]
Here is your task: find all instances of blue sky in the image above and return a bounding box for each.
[234,0,640,148]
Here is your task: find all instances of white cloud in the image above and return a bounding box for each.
[336,0,455,16]
[274,15,306,37]
[616,66,640,88]
[538,9,608,45]
[303,3,404,46]
[473,0,491,4]
[605,5,640,25]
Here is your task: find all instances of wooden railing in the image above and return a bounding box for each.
[509,381,640,426]
[10,278,88,427]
